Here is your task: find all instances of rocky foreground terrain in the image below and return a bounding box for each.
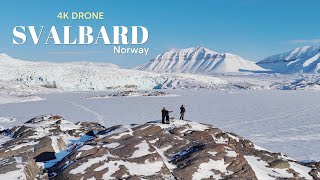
[0,115,319,180]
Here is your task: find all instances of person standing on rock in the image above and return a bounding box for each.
[180,105,186,120]
[161,107,167,124]
[165,109,172,124]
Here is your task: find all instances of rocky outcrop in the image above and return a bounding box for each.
[0,115,105,180]
[0,115,319,179]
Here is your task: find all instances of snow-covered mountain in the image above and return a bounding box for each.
[0,53,119,68]
[2,52,318,95]
[257,46,320,73]
[136,47,266,74]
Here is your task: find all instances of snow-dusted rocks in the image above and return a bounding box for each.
[85,90,175,99]
[257,46,320,74]
[0,117,16,131]
[107,90,174,97]
[110,90,173,97]
[0,115,105,179]
[0,116,319,179]
[271,74,320,90]
[136,47,266,74]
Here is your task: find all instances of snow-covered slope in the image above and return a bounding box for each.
[257,46,320,74]
[0,53,229,92]
[136,47,266,74]
[0,53,119,68]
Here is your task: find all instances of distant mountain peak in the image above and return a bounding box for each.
[0,53,10,59]
[160,46,217,56]
[290,46,320,57]
[294,45,319,50]
[0,53,27,64]
[137,47,265,74]
[257,46,320,73]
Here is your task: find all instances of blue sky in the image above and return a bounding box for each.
[0,0,319,68]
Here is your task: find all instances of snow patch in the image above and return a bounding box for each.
[103,142,120,149]
[244,156,293,180]
[130,140,152,158]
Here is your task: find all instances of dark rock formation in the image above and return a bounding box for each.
[0,115,318,180]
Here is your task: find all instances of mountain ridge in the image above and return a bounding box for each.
[0,53,119,68]
[257,46,320,73]
[136,47,266,74]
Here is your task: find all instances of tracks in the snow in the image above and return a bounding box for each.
[65,100,105,126]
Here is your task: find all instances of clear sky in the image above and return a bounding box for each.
[0,0,319,68]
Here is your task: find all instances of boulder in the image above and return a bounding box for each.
[269,159,290,169]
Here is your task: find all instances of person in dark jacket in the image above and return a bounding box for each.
[165,109,172,124]
[180,105,186,120]
[161,107,167,124]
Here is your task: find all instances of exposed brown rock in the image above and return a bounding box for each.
[0,115,318,180]
[269,159,290,169]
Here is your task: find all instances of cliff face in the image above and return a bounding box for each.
[0,115,319,180]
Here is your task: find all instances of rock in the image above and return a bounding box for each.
[241,139,254,148]
[34,152,56,162]
[23,159,44,180]
[0,157,42,180]
[309,169,320,179]
[0,115,105,180]
[33,137,55,159]
[56,137,66,150]
[269,160,290,169]
[0,115,317,179]
[12,125,34,138]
